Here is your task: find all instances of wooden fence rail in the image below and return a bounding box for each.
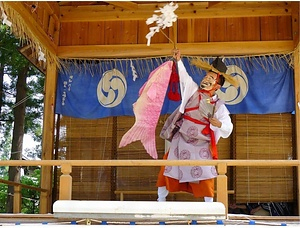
[0,159,299,215]
[0,179,49,213]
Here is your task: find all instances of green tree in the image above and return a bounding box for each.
[0,25,44,213]
[20,169,41,214]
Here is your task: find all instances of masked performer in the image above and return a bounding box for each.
[157,49,238,202]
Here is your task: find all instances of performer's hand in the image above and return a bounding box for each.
[172,49,181,61]
[209,117,222,128]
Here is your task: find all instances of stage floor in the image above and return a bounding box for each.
[0,214,299,227]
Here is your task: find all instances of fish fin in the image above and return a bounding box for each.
[138,82,147,96]
[146,83,157,101]
[119,124,158,159]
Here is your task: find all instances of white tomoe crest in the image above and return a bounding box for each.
[145,2,178,46]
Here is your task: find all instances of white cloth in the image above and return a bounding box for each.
[204,197,214,202]
[157,186,169,202]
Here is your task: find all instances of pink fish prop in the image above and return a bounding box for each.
[119,61,173,159]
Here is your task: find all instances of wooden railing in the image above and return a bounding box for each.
[0,178,49,213]
[0,159,299,215]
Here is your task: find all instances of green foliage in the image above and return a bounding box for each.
[0,183,8,212]
[20,169,41,214]
[0,168,41,213]
[0,24,45,213]
[0,24,44,159]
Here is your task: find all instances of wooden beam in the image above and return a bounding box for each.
[0,159,299,167]
[57,41,294,59]
[103,1,138,10]
[3,2,57,55]
[39,2,60,22]
[40,59,58,213]
[294,45,300,215]
[18,45,46,74]
[207,1,224,8]
[292,2,299,47]
[59,2,292,22]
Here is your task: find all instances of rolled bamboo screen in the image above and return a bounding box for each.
[234,113,295,203]
[55,113,295,203]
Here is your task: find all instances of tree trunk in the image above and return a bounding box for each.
[0,65,4,115]
[6,64,29,213]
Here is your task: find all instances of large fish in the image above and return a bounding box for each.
[119,61,173,159]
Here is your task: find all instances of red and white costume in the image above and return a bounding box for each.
[157,59,233,201]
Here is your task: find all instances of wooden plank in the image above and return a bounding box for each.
[210,18,227,42]
[104,21,123,45]
[39,2,60,22]
[47,16,55,43]
[57,41,294,59]
[194,19,209,42]
[0,179,48,192]
[226,18,244,41]
[137,20,149,44]
[57,16,292,47]
[59,2,292,22]
[187,19,195,43]
[277,16,293,40]
[36,3,45,30]
[177,19,188,43]
[42,7,50,33]
[261,16,278,40]
[243,17,261,41]
[70,22,89,45]
[122,21,138,44]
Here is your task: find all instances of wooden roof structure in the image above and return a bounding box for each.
[1,1,300,214]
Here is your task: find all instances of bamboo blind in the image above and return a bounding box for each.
[116,115,167,201]
[234,113,295,203]
[56,113,295,203]
[57,116,114,200]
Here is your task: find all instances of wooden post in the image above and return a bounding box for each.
[292,1,300,216]
[216,163,228,216]
[40,59,58,213]
[59,164,72,200]
[13,185,21,213]
[294,45,300,215]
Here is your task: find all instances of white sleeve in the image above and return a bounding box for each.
[177,60,198,113]
[211,104,233,140]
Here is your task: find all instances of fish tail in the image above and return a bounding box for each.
[119,124,158,159]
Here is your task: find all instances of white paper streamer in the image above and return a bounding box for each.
[130,60,138,81]
[38,46,46,63]
[145,2,178,46]
[0,4,12,27]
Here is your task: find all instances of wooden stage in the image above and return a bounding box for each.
[0,213,299,227]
